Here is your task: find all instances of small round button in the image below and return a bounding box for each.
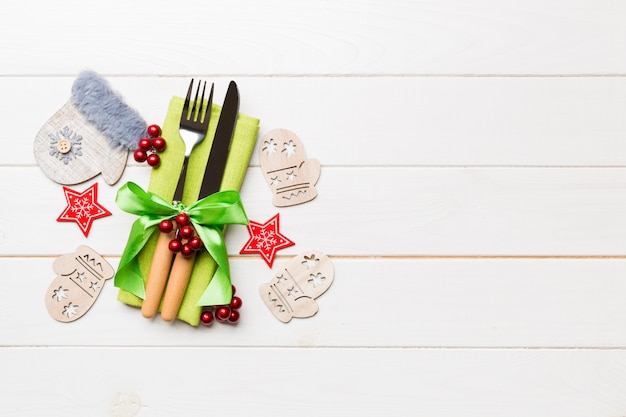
[56,139,72,154]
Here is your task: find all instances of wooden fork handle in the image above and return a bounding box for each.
[141,231,175,318]
[160,251,197,322]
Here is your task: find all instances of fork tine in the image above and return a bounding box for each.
[196,81,207,122]
[182,78,194,119]
[191,81,202,120]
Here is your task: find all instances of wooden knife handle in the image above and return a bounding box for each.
[160,251,196,322]
[141,231,175,318]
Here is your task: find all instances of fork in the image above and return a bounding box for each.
[140,79,214,319]
[172,79,215,203]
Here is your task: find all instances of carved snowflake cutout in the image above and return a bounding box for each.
[282,140,297,157]
[52,286,69,302]
[308,272,325,288]
[302,254,319,269]
[62,302,79,319]
[262,138,278,155]
[270,176,281,187]
[281,169,297,182]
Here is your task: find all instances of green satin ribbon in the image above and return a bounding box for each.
[114,181,248,305]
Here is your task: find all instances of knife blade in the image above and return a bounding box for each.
[199,80,239,198]
[160,81,240,322]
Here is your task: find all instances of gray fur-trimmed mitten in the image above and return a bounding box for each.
[34,70,146,185]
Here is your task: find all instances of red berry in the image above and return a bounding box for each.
[181,244,194,257]
[152,137,167,152]
[228,309,240,323]
[231,285,237,295]
[168,239,182,252]
[159,220,174,233]
[147,124,161,137]
[215,306,230,322]
[175,213,190,226]
[133,149,147,162]
[230,296,242,310]
[179,225,194,239]
[138,138,152,151]
[147,153,160,167]
[200,311,214,325]
[189,236,203,250]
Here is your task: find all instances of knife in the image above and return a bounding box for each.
[160,81,240,322]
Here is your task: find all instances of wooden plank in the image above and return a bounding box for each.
[2,347,626,417]
[9,76,626,167]
[5,166,626,256]
[7,257,626,347]
[2,1,626,75]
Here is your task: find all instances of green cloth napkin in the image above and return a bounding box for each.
[117,95,259,326]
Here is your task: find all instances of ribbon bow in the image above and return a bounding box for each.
[114,181,248,306]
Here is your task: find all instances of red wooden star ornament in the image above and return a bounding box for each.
[239,213,295,267]
[57,183,112,237]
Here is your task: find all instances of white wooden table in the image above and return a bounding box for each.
[2,1,626,415]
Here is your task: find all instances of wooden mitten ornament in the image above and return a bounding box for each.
[45,245,115,322]
[259,251,334,322]
[259,128,321,207]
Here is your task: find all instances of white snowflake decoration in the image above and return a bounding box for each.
[70,197,94,220]
[49,126,83,164]
[254,229,278,251]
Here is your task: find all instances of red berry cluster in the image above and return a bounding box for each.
[200,285,243,326]
[159,213,203,257]
[134,124,167,167]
